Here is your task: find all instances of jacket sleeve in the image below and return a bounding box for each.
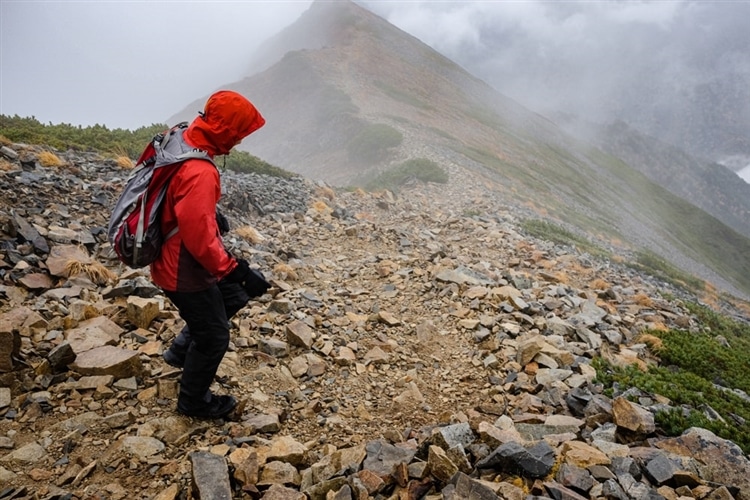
[171,160,236,279]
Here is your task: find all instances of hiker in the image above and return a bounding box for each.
[152,90,267,419]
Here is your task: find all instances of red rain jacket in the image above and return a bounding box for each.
[150,91,265,292]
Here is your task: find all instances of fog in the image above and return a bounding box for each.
[2,0,749,170]
[1,1,312,130]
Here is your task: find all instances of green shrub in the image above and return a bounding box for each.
[625,249,705,292]
[521,219,608,258]
[347,123,403,164]
[364,158,448,191]
[0,114,294,177]
[593,303,750,453]
[222,149,297,179]
[0,114,164,158]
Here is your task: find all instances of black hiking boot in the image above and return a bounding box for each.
[177,394,237,419]
[162,348,185,369]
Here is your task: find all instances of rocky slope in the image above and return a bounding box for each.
[1,144,749,499]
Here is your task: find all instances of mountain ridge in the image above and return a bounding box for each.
[168,0,750,301]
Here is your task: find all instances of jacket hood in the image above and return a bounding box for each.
[185,90,266,156]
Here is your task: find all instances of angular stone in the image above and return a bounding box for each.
[335,346,356,366]
[47,342,77,372]
[450,472,500,500]
[126,296,160,329]
[476,441,555,478]
[310,444,366,484]
[0,442,46,464]
[244,413,281,434]
[122,436,165,459]
[378,311,401,326]
[543,481,589,500]
[0,330,20,372]
[364,346,389,364]
[431,422,475,451]
[517,335,548,366]
[258,460,301,486]
[259,337,289,358]
[560,441,610,468]
[655,427,750,500]
[355,468,386,495]
[428,445,458,483]
[262,483,306,500]
[71,345,143,378]
[232,448,259,486]
[556,463,595,494]
[0,387,11,409]
[190,451,232,499]
[45,244,90,277]
[286,319,314,349]
[18,272,53,291]
[362,439,417,479]
[14,213,49,254]
[612,396,655,436]
[643,455,677,485]
[65,316,124,354]
[266,435,307,466]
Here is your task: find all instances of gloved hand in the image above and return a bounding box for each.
[223,259,270,298]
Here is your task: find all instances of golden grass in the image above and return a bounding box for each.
[0,158,14,171]
[589,278,610,290]
[64,260,117,285]
[315,186,336,201]
[637,333,665,353]
[38,151,65,168]
[0,135,11,146]
[236,225,265,245]
[116,155,134,169]
[311,200,331,214]
[554,271,570,284]
[273,263,298,281]
[633,292,653,307]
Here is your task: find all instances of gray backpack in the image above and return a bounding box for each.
[107,123,214,268]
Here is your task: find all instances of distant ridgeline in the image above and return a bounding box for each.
[0,114,294,178]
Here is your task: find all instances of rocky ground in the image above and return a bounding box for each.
[0,143,749,500]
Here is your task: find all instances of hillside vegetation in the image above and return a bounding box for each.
[0,114,294,179]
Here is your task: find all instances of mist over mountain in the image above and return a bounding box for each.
[361,0,750,170]
[169,0,750,300]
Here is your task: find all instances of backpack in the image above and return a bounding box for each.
[107,122,215,268]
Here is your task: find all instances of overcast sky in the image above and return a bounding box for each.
[2,0,749,167]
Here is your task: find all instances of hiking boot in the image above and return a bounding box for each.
[177,394,237,419]
[162,348,184,368]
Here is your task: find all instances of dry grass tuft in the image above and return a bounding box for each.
[315,186,336,201]
[116,155,134,169]
[554,271,570,284]
[236,225,266,245]
[311,200,331,214]
[273,263,299,281]
[633,292,653,307]
[0,135,11,147]
[38,151,65,168]
[65,260,117,285]
[0,158,14,171]
[589,278,610,290]
[637,333,665,353]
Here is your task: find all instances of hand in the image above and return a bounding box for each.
[244,267,271,298]
[223,259,270,298]
[224,259,251,284]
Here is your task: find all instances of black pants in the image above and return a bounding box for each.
[165,280,249,407]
